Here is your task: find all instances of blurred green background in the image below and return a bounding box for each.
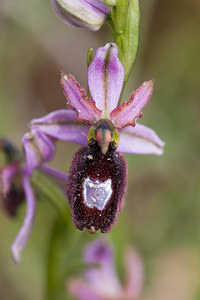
[0,0,200,299]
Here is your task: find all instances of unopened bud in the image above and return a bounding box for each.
[51,0,111,31]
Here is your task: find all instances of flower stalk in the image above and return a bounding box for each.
[46,217,69,300]
[31,170,69,225]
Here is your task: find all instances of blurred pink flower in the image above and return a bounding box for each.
[68,238,143,300]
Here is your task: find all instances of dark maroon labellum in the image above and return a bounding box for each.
[1,184,24,217]
[67,142,127,233]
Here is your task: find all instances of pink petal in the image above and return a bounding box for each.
[118,123,165,155]
[31,109,77,125]
[61,73,101,124]
[11,173,35,264]
[111,80,154,129]
[88,43,124,114]
[40,165,68,182]
[31,109,90,146]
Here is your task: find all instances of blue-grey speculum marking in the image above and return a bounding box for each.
[82,177,113,210]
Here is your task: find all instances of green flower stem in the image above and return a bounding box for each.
[46,219,96,300]
[46,217,69,300]
[31,170,73,299]
[31,171,89,299]
[31,170,69,224]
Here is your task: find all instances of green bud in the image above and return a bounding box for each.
[104,0,116,6]
[114,0,140,82]
[87,48,94,68]
[114,0,129,33]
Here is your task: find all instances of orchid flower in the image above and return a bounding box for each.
[1,43,164,263]
[29,43,164,234]
[68,238,143,300]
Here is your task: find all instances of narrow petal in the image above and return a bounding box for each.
[118,123,165,155]
[40,165,68,182]
[61,74,101,124]
[123,248,144,299]
[111,80,154,129]
[31,109,90,146]
[11,173,35,264]
[88,43,124,115]
[51,0,110,31]
[22,128,55,175]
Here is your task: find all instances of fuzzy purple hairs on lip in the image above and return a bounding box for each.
[67,142,127,233]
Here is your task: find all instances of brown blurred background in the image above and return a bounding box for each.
[0,0,200,299]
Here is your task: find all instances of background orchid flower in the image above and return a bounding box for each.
[0,138,67,263]
[0,139,35,264]
[51,0,111,31]
[67,238,143,300]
